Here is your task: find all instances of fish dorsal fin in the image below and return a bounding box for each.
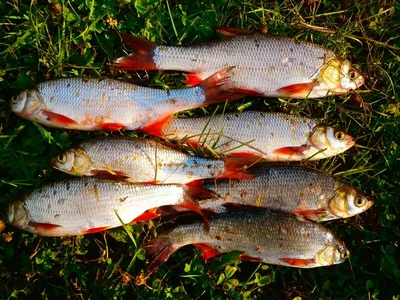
[216,26,256,36]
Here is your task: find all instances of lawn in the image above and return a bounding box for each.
[0,0,399,299]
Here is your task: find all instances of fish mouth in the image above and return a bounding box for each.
[346,138,356,147]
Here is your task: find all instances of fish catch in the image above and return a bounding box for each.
[51,137,254,184]
[114,27,364,99]
[5,178,206,236]
[10,68,243,131]
[187,166,374,221]
[141,111,355,161]
[143,209,349,275]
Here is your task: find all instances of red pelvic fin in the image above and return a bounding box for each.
[221,156,259,179]
[273,146,310,156]
[234,88,264,97]
[143,233,176,275]
[184,180,217,200]
[277,82,317,98]
[240,255,263,262]
[200,67,247,106]
[216,26,255,36]
[41,110,78,126]
[130,208,160,223]
[113,34,159,71]
[98,122,127,131]
[29,221,61,231]
[194,243,220,260]
[82,226,110,234]
[178,196,209,224]
[280,257,316,267]
[90,169,128,179]
[139,115,173,137]
[229,152,261,157]
[184,73,203,86]
[292,208,329,221]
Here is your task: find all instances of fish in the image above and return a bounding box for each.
[186,166,374,221]
[143,209,349,275]
[5,178,207,237]
[51,136,254,184]
[114,27,364,99]
[140,111,355,161]
[10,68,243,131]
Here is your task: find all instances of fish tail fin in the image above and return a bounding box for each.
[221,156,259,179]
[199,67,246,106]
[113,34,159,71]
[143,233,176,275]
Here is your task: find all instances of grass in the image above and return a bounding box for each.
[0,0,400,299]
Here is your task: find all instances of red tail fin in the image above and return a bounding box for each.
[221,156,261,179]
[143,233,177,275]
[199,67,247,106]
[113,34,159,71]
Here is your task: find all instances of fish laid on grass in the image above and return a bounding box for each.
[186,166,373,221]
[114,27,364,99]
[5,178,207,236]
[143,209,349,275]
[51,137,254,184]
[10,68,242,131]
[141,111,355,161]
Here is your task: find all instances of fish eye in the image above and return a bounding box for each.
[354,196,366,207]
[57,154,67,164]
[334,130,345,140]
[340,249,349,259]
[349,70,358,80]
[11,96,19,104]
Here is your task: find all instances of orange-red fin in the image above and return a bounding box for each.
[41,110,78,126]
[90,169,129,179]
[184,180,217,200]
[82,226,110,234]
[184,73,203,86]
[139,115,173,137]
[194,243,220,260]
[240,255,263,262]
[216,26,255,36]
[229,152,261,157]
[143,232,175,275]
[98,122,127,131]
[273,146,310,156]
[280,258,316,267]
[200,67,246,106]
[113,34,158,71]
[178,196,209,224]
[292,208,328,221]
[130,208,160,223]
[29,221,61,231]
[221,157,258,179]
[234,88,264,97]
[277,82,317,98]
[185,139,200,149]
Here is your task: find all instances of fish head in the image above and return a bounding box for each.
[51,148,92,175]
[316,240,349,266]
[328,185,374,218]
[11,89,44,116]
[319,58,364,93]
[310,126,355,156]
[6,201,31,229]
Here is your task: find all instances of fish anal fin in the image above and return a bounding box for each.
[280,257,316,267]
[194,243,220,260]
[234,88,264,97]
[240,255,263,262]
[216,26,255,36]
[139,115,173,137]
[277,82,318,98]
[41,110,78,126]
[82,226,110,234]
[292,208,329,221]
[98,122,127,131]
[130,208,160,223]
[184,73,203,86]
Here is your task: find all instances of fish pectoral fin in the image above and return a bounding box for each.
[221,156,259,179]
[90,169,129,179]
[98,122,127,131]
[280,258,316,267]
[277,81,318,98]
[139,115,173,137]
[82,226,110,234]
[130,208,161,223]
[216,26,256,36]
[184,73,203,86]
[273,146,310,156]
[239,254,263,262]
[292,208,329,221]
[194,243,221,260]
[41,110,78,126]
[29,221,61,231]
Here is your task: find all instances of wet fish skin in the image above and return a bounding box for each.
[143,209,349,274]
[51,137,253,184]
[5,178,203,236]
[148,111,355,161]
